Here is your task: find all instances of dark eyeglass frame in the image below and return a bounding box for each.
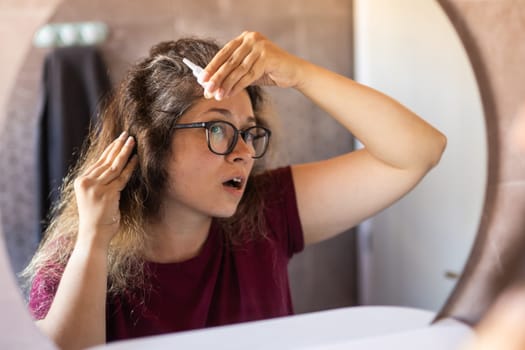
[172,120,272,159]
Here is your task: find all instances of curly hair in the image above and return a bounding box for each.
[21,37,273,302]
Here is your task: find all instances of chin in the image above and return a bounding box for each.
[206,192,244,218]
[213,209,238,218]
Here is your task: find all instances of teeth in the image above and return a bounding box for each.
[223,177,243,189]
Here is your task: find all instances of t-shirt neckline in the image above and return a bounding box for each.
[144,218,218,269]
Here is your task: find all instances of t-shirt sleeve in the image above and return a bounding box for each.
[28,266,62,320]
[259,166,304,257]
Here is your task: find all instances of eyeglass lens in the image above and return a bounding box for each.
[208,122,268,158]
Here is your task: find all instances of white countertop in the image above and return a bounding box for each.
[90,306,474,350]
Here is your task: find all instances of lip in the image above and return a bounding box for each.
[222,184,244,197]
[221,173,247,196]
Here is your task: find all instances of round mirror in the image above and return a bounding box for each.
[0,0,486,346]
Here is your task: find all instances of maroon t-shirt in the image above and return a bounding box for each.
[29,166,304,342]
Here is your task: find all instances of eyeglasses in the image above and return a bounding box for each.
[172,120,271,159]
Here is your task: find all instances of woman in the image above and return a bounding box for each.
[23,31,446,350]
[462,285,525,350]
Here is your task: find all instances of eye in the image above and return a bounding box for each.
[243,130,255,144]
[208,122,232,146]
[210,123,226,136]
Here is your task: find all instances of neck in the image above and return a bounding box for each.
[144,209,212,263]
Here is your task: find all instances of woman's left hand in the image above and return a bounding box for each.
[201,31,305,100]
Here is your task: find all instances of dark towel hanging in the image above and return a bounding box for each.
[36,46,111,240]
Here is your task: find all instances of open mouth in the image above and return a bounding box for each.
[223,177,244,190]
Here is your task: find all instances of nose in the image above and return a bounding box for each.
[225,136,253,163]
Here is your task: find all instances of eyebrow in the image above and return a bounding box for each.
[205,108,256,124]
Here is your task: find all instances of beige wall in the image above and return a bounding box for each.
[0,0,61,131]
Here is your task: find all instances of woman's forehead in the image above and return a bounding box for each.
[179,91,255,124]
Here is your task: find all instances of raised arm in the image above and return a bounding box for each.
[36,132,137,350]
[290,61,446,244]
[202,31,446,245]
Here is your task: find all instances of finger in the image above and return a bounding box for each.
[104,132,130,165]
[98,136,136,184]
[208,44,254,100]
[204,34,246,92]
[205,33,244,79]
[218,48,260,97]
[225,52,264,98]
[112,154,139,191]
[84,132,128,177]
[102,131,128,159]
[90,132,130,178]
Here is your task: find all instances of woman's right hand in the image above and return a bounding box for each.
[201,31,306,100]
[74,131,138,249]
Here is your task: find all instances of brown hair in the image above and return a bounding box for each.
[22,37,272,300]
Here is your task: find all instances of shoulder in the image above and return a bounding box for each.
[253,166,304,256]
[253,166,294,197]
[28,262,65,319]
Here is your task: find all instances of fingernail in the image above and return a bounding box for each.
[119,131,128,139]
[215,89,224,101]
[204,90,214,99]
[198,71,210,84]
[125,136,134,145]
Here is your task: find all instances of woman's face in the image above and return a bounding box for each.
[163,90,257,219]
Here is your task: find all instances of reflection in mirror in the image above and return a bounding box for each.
[2,0,359,316]
[354,0,486,310]
[0,0,484,348]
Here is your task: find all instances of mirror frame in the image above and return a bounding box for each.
[0,1,518,345]
[435,0,523,326]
